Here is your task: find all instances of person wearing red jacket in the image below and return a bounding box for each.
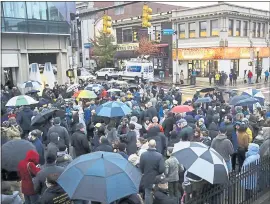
[17,150,40,203]
[247,70,253,84]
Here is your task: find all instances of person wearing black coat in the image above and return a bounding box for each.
[117,194,143,204]
[16,106,33,138]
[94,136,113,152]
[140,140,165,204]
[208,115,220,140]
[162,112,175,137]
[71,123,91,157]
[120,124,137,156]
[145,102,158,121]
[145,126,166,155]
[153,186,177,204]
[223,115,234,141]
[185,115,196,130]
[168,131,180,147]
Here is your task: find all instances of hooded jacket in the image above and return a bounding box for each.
[208,115,220,140]
[1,191,23,204]
[71,125,91,157]
[249,115,260,137]
[146,126,166,155]
[17,106,33,131]
[211,134,234,161]
[47,132,60,157]
[39,184,71,204]
[241,143,260,190]
[162,116,175,137]
[17,150,40,195]
[185,115,196,130]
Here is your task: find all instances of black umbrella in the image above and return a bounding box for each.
[26,90,40,95]
[200,87,215,93]
[2,140,36,171]
[31,108,65,126]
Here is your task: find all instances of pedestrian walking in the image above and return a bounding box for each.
[247,70,253,84]
[264,69,269,82]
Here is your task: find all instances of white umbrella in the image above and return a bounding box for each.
[107,89,121,92]
[21,80,41,89]
[6,95,39,107]
[66,84,80,93]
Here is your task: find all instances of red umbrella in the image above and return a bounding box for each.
[72,90,81,98]
[171,105,194,113]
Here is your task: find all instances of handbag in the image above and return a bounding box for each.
[27,162,35,178]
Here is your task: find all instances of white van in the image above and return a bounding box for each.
[118,60,154,83]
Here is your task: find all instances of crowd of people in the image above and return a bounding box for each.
[1,79,270,204]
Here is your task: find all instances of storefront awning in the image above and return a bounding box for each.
[114,50,138,59]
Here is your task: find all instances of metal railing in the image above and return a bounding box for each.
[183,156,270,204]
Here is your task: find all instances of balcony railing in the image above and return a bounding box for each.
[1,17,70,35]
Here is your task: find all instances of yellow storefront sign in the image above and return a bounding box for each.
[172,47,270,60]
[117,43,139,51]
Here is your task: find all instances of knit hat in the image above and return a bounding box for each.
[130,116,138,123]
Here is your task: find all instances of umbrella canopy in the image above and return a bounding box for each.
[21,80,42,89]
[241,88,265,104]
[77,90,97,99]
[5,95,39,107]
[31,108,65,126]
[38,98,50,106]
[194,97,212,104]
[234,97,259,106]
[172,141,228,184]
[57,152,141,204]
[199,87,215,93]
[26,90,40,95]
[66,84,80,93]
[171,105,194,113]
[229,95,250,106]
[2,140,36,171]
[84,84,103,92]
[107,88,122,92]
[96,101,132,118]
[72,90,82,98]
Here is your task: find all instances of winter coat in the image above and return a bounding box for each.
[178,125,194,141]
[262,127,270,140]
[146,126,166,155]
[121,131,137,156]
[185,115,196,130]
[47,125,69,151]
[33,163,64,195]
[165,156,182,182]
[118,151,129,160]
[211,134,234,161]
[56,151,73,168]
[241,143,260,190]
[17,150,40,195]
[223,122,234,142]
[153,188,177,204]
[71,130,91,157]
[47,132,61,157]
[39,184,71,204]
[1,126,21,140]
[139,148,165,189]
[130,116,142,138]
[95,138,113,152]
[17,107,33,131]
[117,194,143,204]
[1,191,23,204]
[260,136,270,157]
[106,127,119,145]
[145,106,158,120]
[208,116,220,140]
[31,138,45,165]
[237,132,250,150]
[249,115,260,137]
[162,117,175,137]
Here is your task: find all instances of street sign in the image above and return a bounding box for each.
[84,43,92,49]
[162,29,174,35]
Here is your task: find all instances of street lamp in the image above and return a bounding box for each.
[256,48,260,83]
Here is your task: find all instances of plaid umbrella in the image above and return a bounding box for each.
[172,141,229,184]
[5,95,39,107]
[21,80,41,88]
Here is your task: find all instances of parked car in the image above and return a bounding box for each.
[95,68,119,80]
[78,68,96,83]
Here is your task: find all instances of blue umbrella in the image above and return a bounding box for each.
[96,101,132,118]
[194,97,212,104]
[234,97,259,106]
[229,95,250,106]
[57,152,141,204]
[241,88,264,105]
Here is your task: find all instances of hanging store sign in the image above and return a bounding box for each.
[172,47,270,60]
[117,43,139,51]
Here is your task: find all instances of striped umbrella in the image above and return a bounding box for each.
[96,101,132,118]
[21,80,42,88]
[241,88,265,104]
[77,90,97,99]
[5,95,39,107]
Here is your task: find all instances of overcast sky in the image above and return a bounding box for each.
[159,1,270,12]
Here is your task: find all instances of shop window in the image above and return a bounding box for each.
[189,22,196,38]
[210,20,219,36]
[199,21,207,37]
[178,23,185,39]
[228,19,233,36]
[261,23,265,38]
[252,22,256,37]
[243,21,248,37]
[236,20,241,36]
[187,60,218,77]
[257,23,261,38]
[123,29,133,43]
[231,59,239,76]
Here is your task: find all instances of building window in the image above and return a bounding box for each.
[199,21,207,37]
[231,59,239,76]
[178,23,185,39]
[189,22,196,38]
[243,21,248,37]
[47,2,66,21]
[26,2,47,20]
[3,2,27,18]
[236,20,241,36]
[261,23,265,37]
[114,2,124,15]
[123,29,133,43]
[252,22,256,37]
[228,19,233,36]
[210,19,219,36]
[257,23,261,37]
[188,60,218,77]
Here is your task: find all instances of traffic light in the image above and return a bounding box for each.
[142,4,152,28]
[133,30,138,42]
[155,32,161,41]
[103,14,112,34]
